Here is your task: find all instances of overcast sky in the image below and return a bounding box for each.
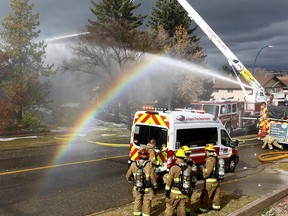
[0,0,287,71]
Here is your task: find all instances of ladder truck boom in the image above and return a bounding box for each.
[177,0,267,103]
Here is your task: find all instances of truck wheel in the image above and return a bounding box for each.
[226,157,236,173]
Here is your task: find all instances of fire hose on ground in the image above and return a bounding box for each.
[233,137,288,162]
[258,151,288,162]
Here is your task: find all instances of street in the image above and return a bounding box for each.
[0,134,284,216]
[0,138,132,216]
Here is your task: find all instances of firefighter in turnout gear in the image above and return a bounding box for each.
[262,134,284,150]
[147,139,162,166]
[164,148,194,216]
[126,148,158,216]
[197,144,221,213]
[180,145,198,215]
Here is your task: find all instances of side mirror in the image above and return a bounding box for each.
[230,140,239,148]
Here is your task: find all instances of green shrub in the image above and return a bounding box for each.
[21,111,41,129]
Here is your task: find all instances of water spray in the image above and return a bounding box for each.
[44,32,89,44]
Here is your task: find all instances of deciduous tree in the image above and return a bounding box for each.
[63,0,150,128]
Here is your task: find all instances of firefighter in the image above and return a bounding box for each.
[164,148,194,216]
[147,139,162,166]
[262,134,284,150]
[197,144,221,214]
[126,148,158,216]
[180,145,198,215]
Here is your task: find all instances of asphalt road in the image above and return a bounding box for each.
[0,137,133,216]
[0,134,278,216]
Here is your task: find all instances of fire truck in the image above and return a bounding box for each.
[176,0,268,104]
[190,100,262,135]
[128,109,239,175]
[176,0,288,145]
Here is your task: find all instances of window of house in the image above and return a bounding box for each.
[227,90,233,93]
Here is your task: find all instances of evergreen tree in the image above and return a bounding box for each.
[147,0,208,109]
[0,0,53,126]
[63,0,150,128]
[88,0,146,30]
[198,79,214,101]
[148,0,193,37]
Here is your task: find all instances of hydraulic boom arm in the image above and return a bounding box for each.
[177,0,267,103]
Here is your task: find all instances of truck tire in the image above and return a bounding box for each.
[226,157,237,173]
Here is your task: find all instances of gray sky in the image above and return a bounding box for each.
[0,0,287,70]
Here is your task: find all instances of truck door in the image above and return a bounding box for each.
[219,129,231,158]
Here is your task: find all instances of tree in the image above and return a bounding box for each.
[63,0,151,128]
[88,0,146,30]
[148,0,192,37]
[198,79,214,101]
[147,1,207,109]
[0,0,53,126]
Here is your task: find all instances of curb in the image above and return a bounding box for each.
[228,185,288,216]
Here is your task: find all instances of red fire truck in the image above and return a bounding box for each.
[191,100,262,134]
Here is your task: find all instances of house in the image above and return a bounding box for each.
[212,75,287,101]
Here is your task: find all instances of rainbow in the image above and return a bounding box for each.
[51,53,252,165]
[52,54,164,164]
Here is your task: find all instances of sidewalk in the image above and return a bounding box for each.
[224,163,288,216]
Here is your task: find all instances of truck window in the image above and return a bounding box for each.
[191,104,203,110]
[220,129,231,146]
[176,127,218,148]
[232,104,237,112]
[202,104,219,116]
[220,105,227,114]
[133,125,168,149]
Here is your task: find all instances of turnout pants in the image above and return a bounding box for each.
[132,187,154,216]
[199,180,221,212]
[165,189,189,216]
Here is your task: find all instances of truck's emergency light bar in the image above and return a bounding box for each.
[143,106,206,114]
[142,106,168,111]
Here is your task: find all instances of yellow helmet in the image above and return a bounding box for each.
[204,144,215,152]
[181,145,191,154]
[175,149,186,158]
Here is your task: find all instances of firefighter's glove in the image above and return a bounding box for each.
[165,190,170,199]
[156,161,163,167]
[127,177,132,183]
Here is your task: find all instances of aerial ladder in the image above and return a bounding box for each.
[176,0,267,103]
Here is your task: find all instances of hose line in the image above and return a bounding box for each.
[258,151,288,162]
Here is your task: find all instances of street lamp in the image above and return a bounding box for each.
[252,45,274,75]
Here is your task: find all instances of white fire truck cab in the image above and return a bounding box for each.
[128,109,239,175]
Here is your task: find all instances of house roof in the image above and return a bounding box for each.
[213,75,287,90]
[277,76,288,87]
